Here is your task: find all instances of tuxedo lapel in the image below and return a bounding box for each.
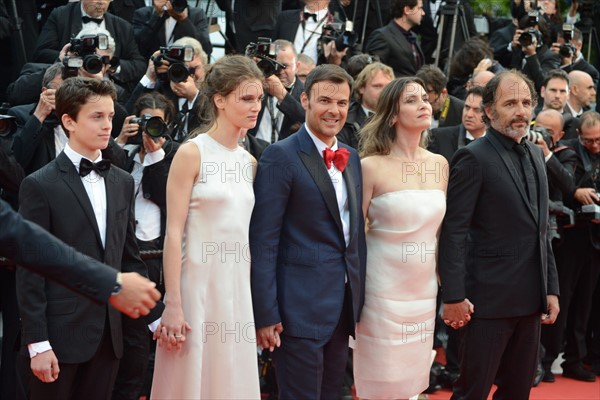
[526,140,547,224]
[486,134,537,221]
[387,23,417,70]
[69,3,83,38]
[56,153,104,248]
[342,151,358,244]
[297,129,344,235]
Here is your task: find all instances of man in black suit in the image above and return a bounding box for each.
[563,70,597,140]
[16,77,149,400]
[216,0,281,54]
[337,61,393,149]
[133,1,211,60]
[366,0,424,78]
[416,65,465,130]
[556,27,599,86]
[541,111,600,383]
[429,85,485,163]
[32,0,146,89]
[438,70,560,399]
[108,0,146,23]
[248,39,305,143]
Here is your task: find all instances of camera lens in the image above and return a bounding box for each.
[83,54,104,74]
[168,63,190,83]
[145,117,167,138]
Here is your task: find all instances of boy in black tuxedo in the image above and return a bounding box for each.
[16,77,148,400]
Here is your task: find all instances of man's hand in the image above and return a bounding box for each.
[473,58,493,74]
[569,0,579,18]
[442,299,475,329]
[108,272,161,318]
[33,88,57,123]
[256,323,283,352]
[522,37,537,57]
[116,115,140,145]
[31,350,59,383]
[170,78,198,102]
[153,0,168,15]
[542,295,560,324]
[265,74,286,102]
[143,133,165,153]
[58,43,71,62]
[574,187,600,205]
[512,29,524,50]
[534,135,551,157]
[324,41,348,66]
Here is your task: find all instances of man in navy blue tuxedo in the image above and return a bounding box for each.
[250,64,366,399]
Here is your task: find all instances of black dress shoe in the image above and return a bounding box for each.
[533,362,544,387]
[542,365,555,383]
[562,364,597,382]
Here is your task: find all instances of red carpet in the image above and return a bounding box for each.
[427,377,600,400]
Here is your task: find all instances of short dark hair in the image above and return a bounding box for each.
[390,0,418,19]
[55,77,116,133]
[481,70,537,125]
[466,85,485,100]
[415,64,447,94]
[303,64,354,100]
[542,69,569,89]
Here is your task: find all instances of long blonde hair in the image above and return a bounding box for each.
[360,77,429,157]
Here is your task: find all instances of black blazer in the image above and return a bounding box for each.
[124,140,179,245]
[16,152,147,363]
[366,21,424,78]
[230,0,282,53]
[247,78,305,141]
[9,103,128,175]
[1,198,118,303]
[563,58,600,86]
[337,101,369,150]
[133,6,212,60]
[32,2,146,86]
[438,128,559,318]
[109,0,146,23]
[438,95,465,129]
[511,45,561,94]
[428,123,470,163]
[546,143,578,203]
[489,23,516,69]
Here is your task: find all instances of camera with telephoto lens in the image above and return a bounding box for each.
[127,114,169,145]
[170,0,188,12]
[526,126,554,149]
[245,37,286,77]
[152,45,195,83]
[519,27,542,48]
[320,21,357,52]
[559,43,576,59]
[62,34,110,78]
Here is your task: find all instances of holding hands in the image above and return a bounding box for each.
[442,299,475,330]
[154,302,192,351]
[256,323,283,352]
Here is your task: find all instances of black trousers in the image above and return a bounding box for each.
[541,229,600,368]
[452,314,540,400]
[0,269,19,400]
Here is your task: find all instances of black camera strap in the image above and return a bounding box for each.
[300,12,331,55]
[266,96,281,143]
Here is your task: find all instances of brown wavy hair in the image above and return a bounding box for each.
[360,77,428,158]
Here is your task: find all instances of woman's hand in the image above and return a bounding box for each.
[117,115,140,145]
[154,302,192,351]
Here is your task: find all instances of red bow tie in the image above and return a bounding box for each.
[322,147,350,172]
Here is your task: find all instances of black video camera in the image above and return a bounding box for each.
[63,34,110,78]
[526,126,554,149]
[320,21,357,52]
[127,114,169,145]
[245,38,286,77]
[519,27,542,48]
[153,45,196,83]
[559,43,577,59]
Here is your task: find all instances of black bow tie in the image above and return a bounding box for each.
[303,11,318,22]
[79,158,111,178]
[82,16,103,25]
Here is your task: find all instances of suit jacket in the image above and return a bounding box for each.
[16,152,147,363]
[438,95,465,129]
[337,101,369,150]
[228,0,282,53]
[124,141,179,245]
[1,198,117,303]
[563,58,600,86]
[546,143,577,203]
[511,45,561,94]
[428,123,470,163]
[32,2,146,86]
[133,6,212,60]
[366,21,424,77]
[247,78,305,141]
[9,103,127,175]
[250,126,366,340]
[109,0,146,23]
[489,23,516,69]
[438,128,559,319]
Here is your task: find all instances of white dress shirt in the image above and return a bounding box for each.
[130,149,165,241]
[28,144,108,358]
[294,7,329,64]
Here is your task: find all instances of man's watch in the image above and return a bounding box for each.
[111,272,123,296]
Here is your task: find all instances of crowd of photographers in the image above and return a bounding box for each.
[0,0,600,398]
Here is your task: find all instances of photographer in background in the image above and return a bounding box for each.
[247,39,305,144]
[416,65,464,129]
[133,0,212,61]
[113,92,178,400]
[510,11,560,94]
[127,37,207,142]
[541,110,600,383]
[553,26,599,86]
